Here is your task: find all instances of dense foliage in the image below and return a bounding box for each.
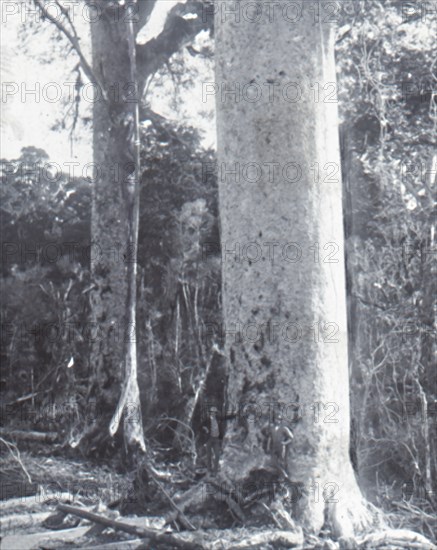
[336,0,436,525]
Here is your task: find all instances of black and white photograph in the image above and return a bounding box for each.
[0,1,436,548]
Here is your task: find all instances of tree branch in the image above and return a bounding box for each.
[33,0,108,102]
[54,0,78,39]
[134,0,157,37]
[136,1,212,95]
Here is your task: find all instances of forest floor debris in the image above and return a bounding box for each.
[0,446,436,549]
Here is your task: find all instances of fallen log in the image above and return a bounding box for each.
[0,428,58,443]
[57,503,202,549]
[0,492,73,512]
[0,526,91,550]
[136,527,304,549]
[224,529,304,549]
[63,540,144,550]
[0,511,51,534]
[57,503,148,537]
[355,529,437,549]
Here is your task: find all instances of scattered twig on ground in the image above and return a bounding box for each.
[0,436,32,483]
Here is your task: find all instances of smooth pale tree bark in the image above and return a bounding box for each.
[215,0,371,535]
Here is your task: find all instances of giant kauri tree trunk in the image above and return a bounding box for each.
[215,0,372,536]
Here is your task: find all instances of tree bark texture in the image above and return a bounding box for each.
[215,0,370,535]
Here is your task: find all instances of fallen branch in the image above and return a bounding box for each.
[66,541,144,550]
[0,493,72,513]
[57,503,202,549]
[394,500,436,520]
[0,511,51,534]
[0,428,58,443]
[225,529,303,549]
[58,503,151,537]
[164,481,205,525]
[0,436,32,482]
[0,525,91,550]
[355,529,437,549]
[2,391,47,405]
[141,460,196,530]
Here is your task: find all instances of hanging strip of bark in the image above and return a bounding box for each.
[418,383,432,497]
[175,294,180,358]
[186,348,215,427]
[109,0,145,451]
[146,318,157,409]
